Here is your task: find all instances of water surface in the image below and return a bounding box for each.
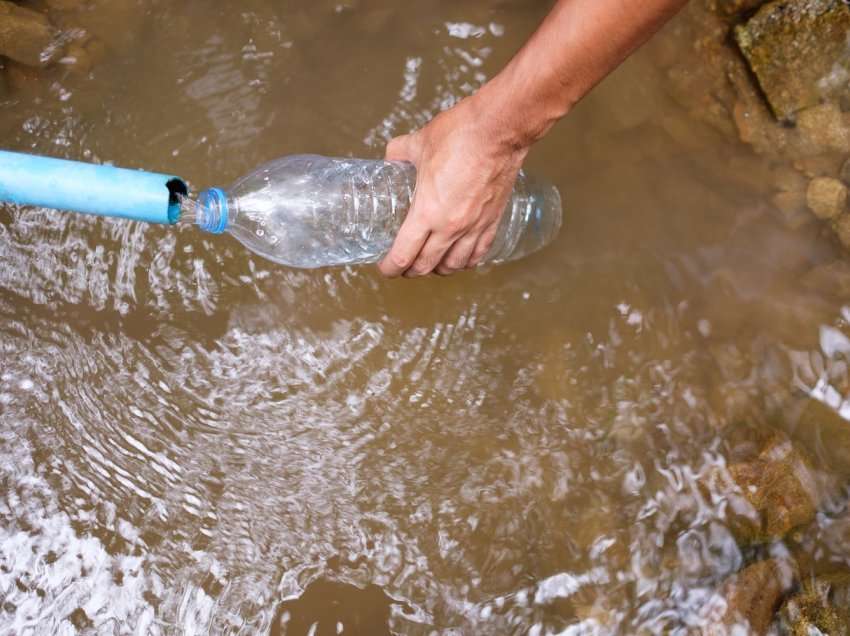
[2,1,850,634]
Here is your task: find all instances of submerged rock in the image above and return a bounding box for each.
[840,157,850,185]
[0,0,60,68]
[734,0,850,121]
[713,436,820,544]
[708,558,796,635]
[706,0,767,18]
[793,398,850,477]
[807,176,848,219]
[663,6,742,139]
[796,103,850,155]
[772,166,812,228]
[778,573,850,635]
[801,259,850,298]
[833,212,850,249]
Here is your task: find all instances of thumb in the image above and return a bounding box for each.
[385,132,421,163]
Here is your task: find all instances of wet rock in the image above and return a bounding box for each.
[793,153,847,178]
[0,1,60,68]
[773,190,812,229]
[729,64,794,155]
[43,0,87,11]
[793,398,850,477]
[713,436,820,544]
[706,0,767,17]
[773,164,809,194]
[778,573,850,635]
[807,177,848,219]
[797,103,850,155]
[734,0,850,121]
[664,7,742,139]
[708,558,796,635]
[801,259,850,298]
[833,212,850,249]
[60,41,91,74]
[771,166,811,228]
[4,58,39,93]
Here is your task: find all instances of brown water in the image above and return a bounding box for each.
[2,1,850,634]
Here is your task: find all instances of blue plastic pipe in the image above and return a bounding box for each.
[0,149,188,224]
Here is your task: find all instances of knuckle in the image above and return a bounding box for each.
[444,215,469,237]
[411,255,437,275]
[390,252,414,270]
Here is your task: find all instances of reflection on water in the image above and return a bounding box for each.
[2,1,850,634]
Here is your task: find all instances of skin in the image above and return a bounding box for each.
[379,0,689,278]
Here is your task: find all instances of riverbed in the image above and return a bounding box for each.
[1,1,850,634]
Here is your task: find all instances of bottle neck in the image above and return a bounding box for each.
[196,187,230,234]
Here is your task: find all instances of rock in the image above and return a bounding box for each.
[734,0,850,121]
[778,574,850,635]
[729,66,793,155]
[801,259,850,298]
[773,190,812,228]
[793,153,847,178]
[796,103,850,155]
[664,7,742,139]
[807,177,848,219]
[43,0,87,11]
[833,212,850,249]
[0,1,60,68]
[841,157,850,185]
[711,436,820,544]
[4,59,39,93]
[773,165,809,193]
[60,42,91,74]
[708,559,796,635]
[771,166,811,226]
[706,0,767,17]
[793,398,850,477]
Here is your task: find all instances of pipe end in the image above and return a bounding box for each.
[166,178,188,224]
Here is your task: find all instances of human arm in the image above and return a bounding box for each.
[378,0,688,277]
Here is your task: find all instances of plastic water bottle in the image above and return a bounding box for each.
[185,155,562,269]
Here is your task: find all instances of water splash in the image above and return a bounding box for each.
[177,193,202,226]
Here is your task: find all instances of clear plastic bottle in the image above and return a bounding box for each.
[186,155,562,269]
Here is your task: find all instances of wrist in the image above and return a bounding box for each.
[472,59,572,151]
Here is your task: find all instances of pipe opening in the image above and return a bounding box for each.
[166,178,188,224]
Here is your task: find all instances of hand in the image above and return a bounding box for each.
[378,95,529,278]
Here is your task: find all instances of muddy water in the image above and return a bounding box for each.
[2,1,850,634]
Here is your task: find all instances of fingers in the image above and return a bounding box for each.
[385,133,419,162]
[378,212,431,277]
[435,232,480,276]
[468,224,499,268]
[379,132,430,277]
[403,231,455,278]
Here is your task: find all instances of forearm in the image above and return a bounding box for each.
[379,0,687,277]
[475,0,688,149]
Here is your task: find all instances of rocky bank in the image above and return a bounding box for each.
[660,0,850,250]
